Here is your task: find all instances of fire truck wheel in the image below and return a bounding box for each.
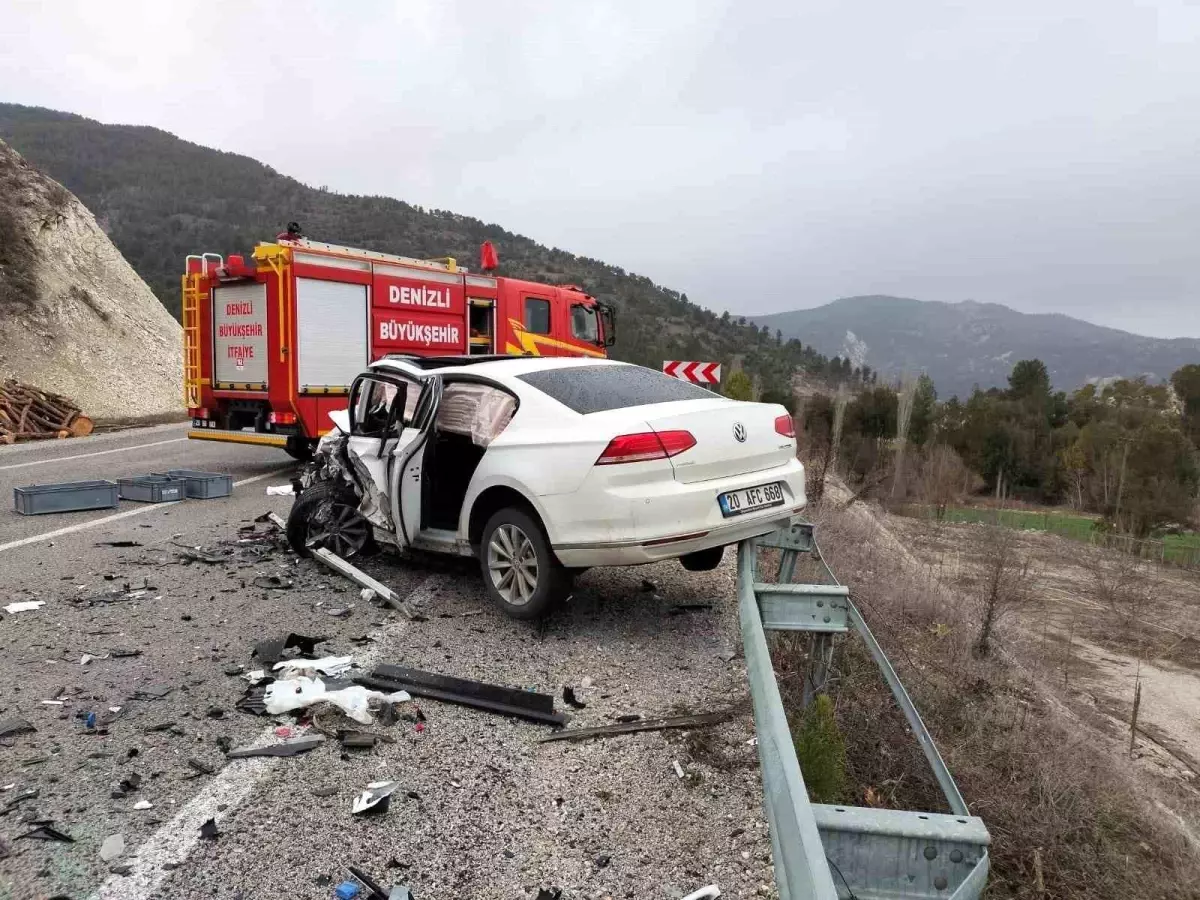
[287,481,372,559]
[479,507,572,620]
[284,436,314,461]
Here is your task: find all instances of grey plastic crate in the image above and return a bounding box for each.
[164,469,233,499]
[14,480,119,515]
[117,475,188,504]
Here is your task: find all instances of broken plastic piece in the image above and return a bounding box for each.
[133,800,153,810]
[310,547,417,619]
[273,656,353,677]
[335,882,361,900]
[16,824,74,843]
[131,684,172,701]
[187,757,215,775]
[538,708,734,743]
[199,818,220,840]
[681,886,721,900]
[0,718,35,739]
[359,665,566,725]
[562,687,586,710]
[3,600,44,613]
[266,484,295,496]
[346,864,388,898]
[535,889,562,900]
[673,759,685,779]
[226,735,325,759]
[339,731,379,750]
[351,781,398,815]
[263,676,409,725]
[253,632,327,665]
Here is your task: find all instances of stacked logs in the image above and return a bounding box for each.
[0,379,94,444]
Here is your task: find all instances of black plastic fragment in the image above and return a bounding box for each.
[0,718,35,739]
[536,889,562,900]
[359,664,566,726]
[199,818,219,840]
[253,633,326,665]
[17,824,74,843]
[562,687,586,710]
[131,684,172,701]
[226,735,324,759]
[339,731,379,750]
[187,757,215,775]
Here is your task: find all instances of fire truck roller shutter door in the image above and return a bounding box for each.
[296,278,370,391]
[213,282,269,386]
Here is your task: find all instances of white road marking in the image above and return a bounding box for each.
[0,469,292,554]
[89,575,445,900]
[0,437,187,471]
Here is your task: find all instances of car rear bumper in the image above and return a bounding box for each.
[547,457,807,567]
[553,506,804,567]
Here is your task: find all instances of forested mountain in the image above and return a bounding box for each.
[753,295,1200,397]
[0,103,831,397]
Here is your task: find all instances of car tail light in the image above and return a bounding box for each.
[595,430,696,465]
[775,415,795,438]
[269,411,297,425]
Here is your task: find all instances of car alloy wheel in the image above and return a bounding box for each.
[487,522,540,607]
[308,499,371,558]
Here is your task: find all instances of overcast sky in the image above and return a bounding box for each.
[3,0,1199,338]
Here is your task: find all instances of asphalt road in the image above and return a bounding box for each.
[0,427,773,900]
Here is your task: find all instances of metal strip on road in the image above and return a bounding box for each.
[0,437,187,472]
[88,574,445,900]
[0,468,292,554]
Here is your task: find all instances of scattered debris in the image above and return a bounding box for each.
[339,731,379,750]
[311,547,417,619]
[352,781,398,815]
[595,855,611,869]
[716,648,737,664]
[199,818,220,840]
[265,485,295,496]
[640,579,658,592]
[335,882,361,900]
[535,889,562,900]
[253,574,294,590]
[3,600,44,613]
[110,648,142,658]
[175,547,224,565]
[346,864,388,899]
[3,787,38,812]
[326,606,353,618]
[187,758,216,776]
[117,773,142,794]
[263,676,409,724]
[131,684,172,701]
[206,707,225,719]
[16,824,74,843]
[312,786,339,798]
[253,632,327,666]
[241,669,267,685]
[616,714,642,723]
[226,735,325,759]
[274,656,353,678]
[0,718,35,739]
[97,540,143,548]
[359,588,377,603]
[681,885,721,900]
[133,800,153,810]
[358,664,566,726]
[143,722,176,733]
[673,760,686,779]
[539,708,735,743]
[562,687,586,710]
[100,834,125,862]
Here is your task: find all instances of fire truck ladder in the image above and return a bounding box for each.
[181,253,222,408]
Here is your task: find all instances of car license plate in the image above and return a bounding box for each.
[718,482,785,517]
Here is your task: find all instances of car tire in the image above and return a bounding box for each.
[286,481,372,560]
[284,436,314,461]
[479,507,571,620]
[680,546,725,572]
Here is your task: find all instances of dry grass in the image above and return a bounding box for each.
[784,498,1200,899]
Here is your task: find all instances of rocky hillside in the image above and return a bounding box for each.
[753,295,1200,396]
[0,139,182,420]
[0,103,833,397]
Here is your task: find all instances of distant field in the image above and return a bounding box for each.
[930,506,1200,567]
[939,506,1097,540]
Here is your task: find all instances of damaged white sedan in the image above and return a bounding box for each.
[288,355,806,619]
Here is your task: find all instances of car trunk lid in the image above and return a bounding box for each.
[640,399,794,484]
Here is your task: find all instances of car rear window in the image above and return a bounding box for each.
[517,364,714,414]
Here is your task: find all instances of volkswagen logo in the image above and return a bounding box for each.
[733,422,747,443]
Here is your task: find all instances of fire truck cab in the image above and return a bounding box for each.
[182,235,615,457]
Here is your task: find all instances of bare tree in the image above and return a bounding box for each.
[975,526,1036,656]
[891,374,916,499]
[917,444,973,520]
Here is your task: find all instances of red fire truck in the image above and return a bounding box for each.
[182,234,616,457]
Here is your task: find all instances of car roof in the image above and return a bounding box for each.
[369,355,627,378]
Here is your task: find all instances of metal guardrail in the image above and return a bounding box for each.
[738,524,991,899]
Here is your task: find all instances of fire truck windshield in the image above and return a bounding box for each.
[570,304,600,344]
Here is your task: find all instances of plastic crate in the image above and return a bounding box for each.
[117,475,188,503]
[14,480,119,515]
[164,469,233,499]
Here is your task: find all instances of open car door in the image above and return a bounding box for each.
[344,372,422,532]
[388,375,443,549]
